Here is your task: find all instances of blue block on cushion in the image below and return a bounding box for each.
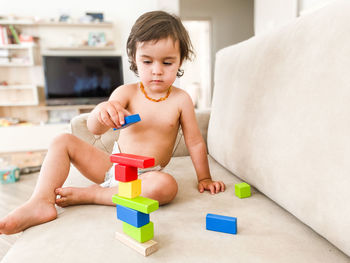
[206,213,237,235]
[116,205,150,228]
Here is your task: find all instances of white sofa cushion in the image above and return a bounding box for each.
[208,0,350,256]
[2,156,348,263]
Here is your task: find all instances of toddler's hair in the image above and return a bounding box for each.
[127,10,194,77]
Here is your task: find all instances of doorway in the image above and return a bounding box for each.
[180,20,211,109]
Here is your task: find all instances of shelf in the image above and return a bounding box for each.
[0,123,70,153]
[0,63,34,67]
[0,43,35,49]
[0,63,33,67]
[37,22,113,27]
[47,45,115,51]
[0,84,36,90]
[37,105,96,111]
[0,20,113,27]
[0,85,38,106]
[0,20,35,25]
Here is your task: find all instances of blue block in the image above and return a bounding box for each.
[113,114,141,130]
[116,205,150,228]
[206,213,237,235]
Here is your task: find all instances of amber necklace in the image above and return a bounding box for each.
[140,82,172,102]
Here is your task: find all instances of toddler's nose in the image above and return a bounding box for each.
[152,62,163,75]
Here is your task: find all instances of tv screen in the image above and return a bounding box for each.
[43,55,123,105]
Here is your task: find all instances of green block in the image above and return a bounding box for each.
[112,195,159,214]
[235,182,251,198]
[123,221,154,243]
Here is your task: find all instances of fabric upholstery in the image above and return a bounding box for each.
[2,157,348,263]
[208,0,350,256]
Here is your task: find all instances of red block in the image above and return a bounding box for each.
[110,153,155,168]
[115,164,138,182]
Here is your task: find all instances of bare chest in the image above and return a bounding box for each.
[127,98,181,134]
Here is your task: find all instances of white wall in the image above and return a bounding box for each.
[299,0,340,15]
[180,0,254,100]
[254,0,347,35]
[1,0,179,84]
[254,0,297,35]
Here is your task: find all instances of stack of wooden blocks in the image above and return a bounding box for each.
[110,153,159,256]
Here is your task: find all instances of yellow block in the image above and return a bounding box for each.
[119,179,141,198]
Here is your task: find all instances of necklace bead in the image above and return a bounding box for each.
[140,82,172,102]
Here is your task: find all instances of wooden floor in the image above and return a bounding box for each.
[0,172,39,261]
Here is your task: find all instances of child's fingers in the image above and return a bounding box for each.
[122,107,131,116]
[220,181,226,192]
[117,111,125,125]
[107,106,120,127]
[198,183,204,193]
[99,111,116,128]
[214,182,221,193]
[209,184,215,195]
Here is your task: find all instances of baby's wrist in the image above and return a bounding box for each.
[198,177,212,183]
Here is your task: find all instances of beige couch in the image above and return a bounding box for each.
[2,1,350,262]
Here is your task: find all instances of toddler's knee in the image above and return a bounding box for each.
[153,173,178,205]
[49,133,75,149]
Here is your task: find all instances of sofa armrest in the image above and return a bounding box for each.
[70,109,211,156]
[172,109,211,157]
[70,113,118,153]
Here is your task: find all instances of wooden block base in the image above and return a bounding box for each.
[115,231,158,256]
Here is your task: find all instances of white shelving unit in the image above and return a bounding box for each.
[0,43,35,66]
[0,18,117,123]
[0,84,38,106]
[0,32,38,106]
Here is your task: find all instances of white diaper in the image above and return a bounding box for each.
[100,142,163,188]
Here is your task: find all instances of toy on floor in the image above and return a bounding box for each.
[0,165,20,184]
[235,182,251,198]
[111,153,159,256]
[113,114,141,130]
[206,213,237,235]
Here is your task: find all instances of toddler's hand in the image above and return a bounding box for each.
[198,179,225,195]
[96,100,130,129]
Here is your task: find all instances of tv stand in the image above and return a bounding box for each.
[46,98,104,106]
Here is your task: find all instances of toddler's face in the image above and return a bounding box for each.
[135,37,181,92]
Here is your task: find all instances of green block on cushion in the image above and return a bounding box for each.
[235,182,251,198]
[123,221,154,243]
[112,195,159,214]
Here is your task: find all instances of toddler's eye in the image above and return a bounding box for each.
[143,60,152,64]
[164,62,172,65]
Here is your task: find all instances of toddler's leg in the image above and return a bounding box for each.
[56,171,178,207]
[140,171,178,205]
[0,133,112,235]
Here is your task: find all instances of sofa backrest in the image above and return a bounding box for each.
[207,0,350,256]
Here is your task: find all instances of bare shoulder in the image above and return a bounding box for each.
[109,82,138,102]
[171,86,193,106]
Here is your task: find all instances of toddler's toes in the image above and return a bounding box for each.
[55,197,68,207]
[55,187,73,197]
[55,188,63,195]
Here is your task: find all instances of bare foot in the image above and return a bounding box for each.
[55,185,99,207]
[0,199,57,235]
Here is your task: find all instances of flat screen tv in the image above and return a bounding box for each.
[43,55,123,105]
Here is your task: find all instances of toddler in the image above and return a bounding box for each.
[0,10,225,235]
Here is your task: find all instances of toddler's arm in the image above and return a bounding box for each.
[179,92,225,194]
[87,85,131,135]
